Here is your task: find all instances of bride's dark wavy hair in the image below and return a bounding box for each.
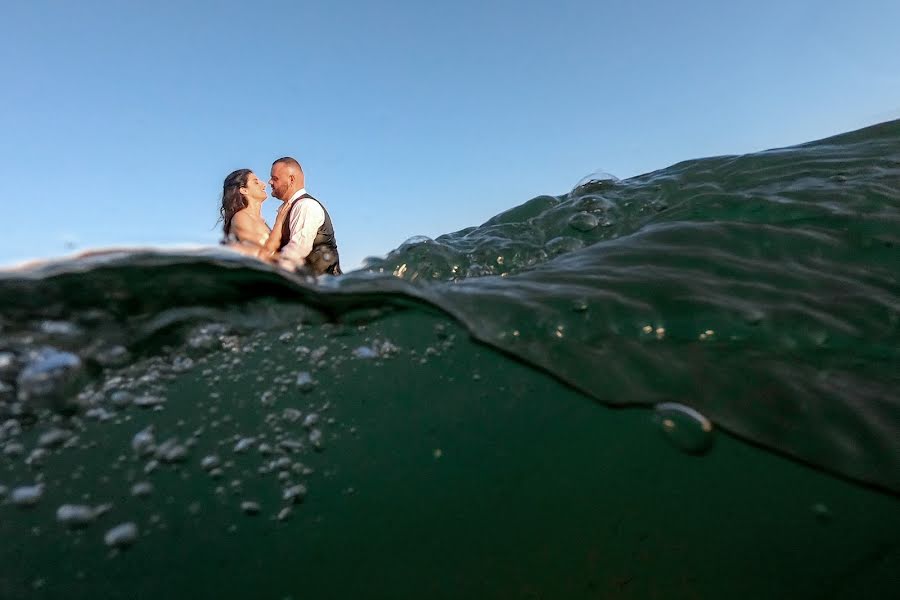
[218,169,252,238]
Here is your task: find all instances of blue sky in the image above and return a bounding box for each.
[1,0,898,269]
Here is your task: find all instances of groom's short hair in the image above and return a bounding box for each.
[273,156,303,174]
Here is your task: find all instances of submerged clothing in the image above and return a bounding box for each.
[278,189,341,275]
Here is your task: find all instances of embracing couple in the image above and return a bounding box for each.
[219,156,341,276]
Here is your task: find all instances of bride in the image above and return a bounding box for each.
[218,168,288,260]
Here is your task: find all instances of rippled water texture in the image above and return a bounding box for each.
[364,120,900,494]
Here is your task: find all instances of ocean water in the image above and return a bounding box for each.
[1,120,898,599]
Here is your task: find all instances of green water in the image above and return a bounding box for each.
[2,311,898,599]
[1,120,899,598]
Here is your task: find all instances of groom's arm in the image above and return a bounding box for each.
[281,201,325,263]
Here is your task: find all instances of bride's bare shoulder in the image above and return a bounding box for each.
[229,210,260,239]
[231,209,254,225]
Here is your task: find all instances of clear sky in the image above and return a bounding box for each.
[2,0,898,269]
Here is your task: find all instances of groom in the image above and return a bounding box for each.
[269,156,342,275]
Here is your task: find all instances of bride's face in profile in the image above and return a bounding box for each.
[241,172,268,202]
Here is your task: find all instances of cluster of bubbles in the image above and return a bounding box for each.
[0,293,469,569]
[0,310,401,556]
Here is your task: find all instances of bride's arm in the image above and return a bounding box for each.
[258,202,291,257]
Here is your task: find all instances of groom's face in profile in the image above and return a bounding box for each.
[269,163,291,201]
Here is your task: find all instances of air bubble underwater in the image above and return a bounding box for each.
[654,402,715,455]
[11,484,44,508]
[56,504,97,529]
[104,522,139,549]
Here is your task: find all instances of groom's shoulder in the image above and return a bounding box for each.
[299,194,325,211]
